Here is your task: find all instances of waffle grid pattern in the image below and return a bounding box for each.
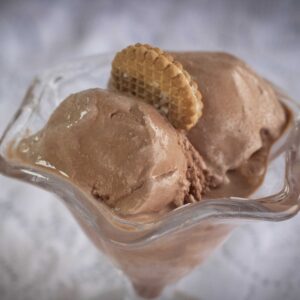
[110,43,203,130]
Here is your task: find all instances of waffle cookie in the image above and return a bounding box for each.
[110,43,203,130]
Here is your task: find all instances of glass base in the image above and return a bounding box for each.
[123,276,197,300]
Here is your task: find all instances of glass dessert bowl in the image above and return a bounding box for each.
[0,53,300,299]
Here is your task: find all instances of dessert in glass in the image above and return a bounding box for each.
[0,44,299,299]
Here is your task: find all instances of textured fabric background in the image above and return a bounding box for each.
[0,0,300,299]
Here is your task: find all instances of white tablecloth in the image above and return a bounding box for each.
[0,1,300,299]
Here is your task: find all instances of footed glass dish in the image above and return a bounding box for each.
[0,54,300,299]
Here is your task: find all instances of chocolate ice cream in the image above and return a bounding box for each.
[171,52,288,197]
[11,49,289,214]
[12,88,208,215]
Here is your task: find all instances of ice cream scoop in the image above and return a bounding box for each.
[172,52,287,189]
[12,88,208,215]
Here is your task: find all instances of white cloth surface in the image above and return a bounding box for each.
[0,0,300,299]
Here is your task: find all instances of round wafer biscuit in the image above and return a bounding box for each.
[110,43,203,130]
